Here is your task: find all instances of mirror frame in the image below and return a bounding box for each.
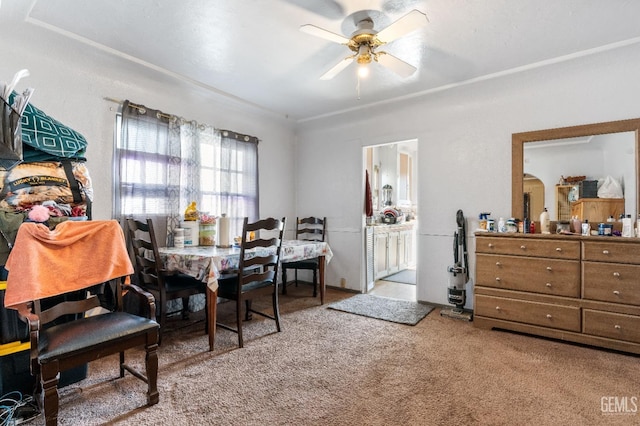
[512,118,640,219]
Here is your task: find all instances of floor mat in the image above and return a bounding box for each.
[328,294,433,325]
[382,269,416,285]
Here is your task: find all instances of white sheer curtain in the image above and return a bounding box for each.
[200,130,259,238]
[165,118,201,235]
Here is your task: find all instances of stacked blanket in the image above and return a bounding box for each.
[0,95,93,224]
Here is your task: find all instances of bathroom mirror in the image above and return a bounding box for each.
[512,118,640,221]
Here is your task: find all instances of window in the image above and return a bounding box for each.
[114,113,176,216]
[114,101,258,238]
[198,130,259,234]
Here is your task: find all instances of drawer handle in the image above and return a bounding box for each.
[495,306,501,310]
[602,250,610,255]
[614,324,621,330]
[546,314,552,319]
[546,266,553,271]
[555,247,562,252]
[495,262,501,267]
[520,245,526,250]
[613,272,620,278]
[613,290,621,296]
[488,243,494,248]
[495,277,501,282]
[545,283,552,288]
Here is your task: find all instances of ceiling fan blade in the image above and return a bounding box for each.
[300,24,350,45]
[376,9,428,43]
[376,52,417,78]
[320,56,355,80]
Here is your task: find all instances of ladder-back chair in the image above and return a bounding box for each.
[216,217,285,348]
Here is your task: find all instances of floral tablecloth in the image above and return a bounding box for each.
[159,240,333,293]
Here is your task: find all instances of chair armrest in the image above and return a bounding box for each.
[13,302,39,332]
[123,282,157,320]
[13,302,41,375]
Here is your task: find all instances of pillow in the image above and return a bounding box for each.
[10,92,87,161]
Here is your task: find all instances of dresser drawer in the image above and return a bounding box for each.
[582,240,640,264]
[475,294,581,332]
[582,262,640,306]
[583,309,640,344]
[476,236,580,260]
[476,254,580,297]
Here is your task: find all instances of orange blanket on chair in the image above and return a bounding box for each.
[4,220,134,308]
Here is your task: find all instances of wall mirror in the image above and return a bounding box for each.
[512,118,640,222]
[366,140,417,212]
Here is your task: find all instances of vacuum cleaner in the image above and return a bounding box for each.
[440,209,473,321]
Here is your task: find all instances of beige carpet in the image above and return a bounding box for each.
[23,286,638,425]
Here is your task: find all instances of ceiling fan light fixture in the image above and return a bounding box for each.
[357,64,370,78]
[356,44,372,65]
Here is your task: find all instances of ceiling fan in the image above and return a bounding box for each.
[300,9,428,80]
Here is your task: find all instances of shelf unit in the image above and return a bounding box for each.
[555,184,574,221]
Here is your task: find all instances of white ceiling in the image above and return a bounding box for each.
[5,0,640,121]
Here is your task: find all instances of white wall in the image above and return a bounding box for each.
[0,18,298,232]
[296,43,640,307]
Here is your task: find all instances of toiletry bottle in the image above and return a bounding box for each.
[498,217,506,233]
[637,214,640,237]
[571,215,581,234]
[581,219,590,236]
[523,218,530,234]
[540,207,550,234]
[622,214,632,237]
[478,213,487,230]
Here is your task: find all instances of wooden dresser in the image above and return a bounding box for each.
[474,233,640,354]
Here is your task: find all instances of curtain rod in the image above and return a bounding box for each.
[104,97,174,121]
[104,97,259,143]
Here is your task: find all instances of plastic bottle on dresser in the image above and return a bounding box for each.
[498,217,506,233]
[622,214,633,237]
[581,219,590,236]
[571,216,582,234]
[637,214,640,237]
[540,207,550,234]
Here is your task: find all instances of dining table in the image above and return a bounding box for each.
[158,240,333,350]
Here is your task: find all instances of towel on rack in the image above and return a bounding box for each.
[3,220,133,308]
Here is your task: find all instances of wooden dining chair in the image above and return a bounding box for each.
[4,220,159,426]
[281,217,326,297]
[216,217,285,348]
[126,218,207,344]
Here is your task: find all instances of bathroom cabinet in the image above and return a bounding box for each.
[371,223,414,280]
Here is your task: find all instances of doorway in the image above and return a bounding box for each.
[523,173,544,221]
[364,140,418,301]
